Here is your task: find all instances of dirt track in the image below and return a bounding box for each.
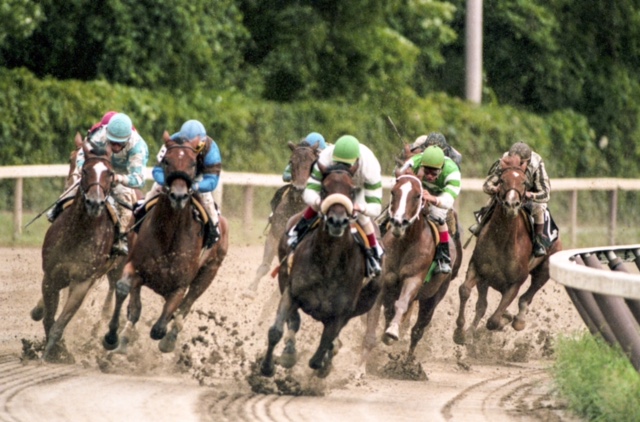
[0,245,585,421]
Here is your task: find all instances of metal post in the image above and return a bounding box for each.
[570,189,577,247]
[608,189,617,245]
[465,0,483,104]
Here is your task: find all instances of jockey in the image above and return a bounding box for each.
[411,132,462,169]
[47,112,149,257]
[479,141,551,257]
[398,145,461,274]
[287,135,384,276]
[142,119,222,247]
[282,132,327,182]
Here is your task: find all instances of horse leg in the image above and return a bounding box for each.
[408,280,450,356]
[359,292,383,369]
[151,286,187,341]
[261,286,296,377]
[469,282,489,333]
[487,284,520,330]
[381,284,398,346]
[244,232,278,298]
[101,270,118,320]
[42,280,95,363]
[30,297,45,321]
[279,309,301,369]
[513,264,550,331]
[385,276,421,342]
[310,318,344,378]
[103,264,136,351]
[454,265,478,345]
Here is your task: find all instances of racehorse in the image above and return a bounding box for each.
[361,173,461,364]
[31,140,118,362]
[103,131,229,354]
[260,162,382,378]
[245,140,319,297]
[453,154,562,344]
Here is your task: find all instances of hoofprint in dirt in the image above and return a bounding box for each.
[0,246,585,421]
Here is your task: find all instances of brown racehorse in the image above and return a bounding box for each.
[31,140,118,362]
[454,154,562,344]
[245,141,319,297]
[103,132,229,354]
[361,173,461,364]
[260,163,382,378]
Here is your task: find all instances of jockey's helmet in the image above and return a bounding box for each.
[333,135,360,164]
[421,145,445,169]
[180,120,207,140]
[106,113,133,143]
[508,142,532,160]
[425,132,448,149]
[100,111,118,126]
[305,132,326,150]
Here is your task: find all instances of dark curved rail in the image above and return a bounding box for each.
[550,245,640,371]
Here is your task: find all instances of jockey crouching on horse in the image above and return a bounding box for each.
[47,112,149,257]
[410,132,463,169]
[140,119,222,248]
[398,145,461,274]
[471,141,551,257]
[287,135,385,277]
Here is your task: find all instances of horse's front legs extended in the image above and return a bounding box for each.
[151,286,187,341]
[279,310,301,369]
[454,265,478,345]
[487,283,520,330]
[261,287,296,377]
[514,264,550,331]
[385,276,422,342]
[309,317,345,378]
[408,280,450,356]
[103,263,136,351]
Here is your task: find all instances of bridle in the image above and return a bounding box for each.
[496,165,528,207]
[162,143,200,189]
[80,155,113,198]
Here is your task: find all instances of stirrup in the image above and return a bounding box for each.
[111,239,128,257]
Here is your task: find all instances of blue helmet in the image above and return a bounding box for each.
[305,132,326,150]
[180,120,206,140]
[106,113,133,143]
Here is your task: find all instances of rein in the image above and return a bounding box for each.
[388,174,423,224]
[163,143,199,187]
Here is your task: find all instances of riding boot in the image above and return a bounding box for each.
[533,223,547,257]
[46,201,64,223]
[204,222,220,249]
[434,242,452,274]
[365,243,383,277]
[287,215,315,249]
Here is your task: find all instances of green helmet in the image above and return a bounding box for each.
[421,145,445,168]
[333,135,360,164]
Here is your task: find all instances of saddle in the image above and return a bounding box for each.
[133,195,219,248]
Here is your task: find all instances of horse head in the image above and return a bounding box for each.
[161,131,201,210]
[496,154,528,218]
[388,174,423,237]
[288,140,319,190]
[79,140,114,217]
[318,161,358,237]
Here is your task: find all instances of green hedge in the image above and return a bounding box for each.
[0,67,609,212]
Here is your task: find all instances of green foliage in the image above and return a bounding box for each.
[0,0,249,92]
[0,0,43,45]
[553,333,640,422]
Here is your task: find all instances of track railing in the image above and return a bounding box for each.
[550,245,640,371]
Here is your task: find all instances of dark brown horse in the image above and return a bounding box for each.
[245,141,319,297]
[31,140,118,362]
[103,132,229,354]
[361,173,461,363]
[260,163,381,378]
[454,155,562,344]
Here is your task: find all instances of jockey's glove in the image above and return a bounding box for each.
[112,174,127,186]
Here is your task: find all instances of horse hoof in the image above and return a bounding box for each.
[30,306,44,321]
[260,360,275,377]
[453,328,466,345]
[158,331,178,353]
[103,333,119,351]
[150,325,167,341]
[512,318,526,331]
[385,323,400,342]
[382,334,396,346]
